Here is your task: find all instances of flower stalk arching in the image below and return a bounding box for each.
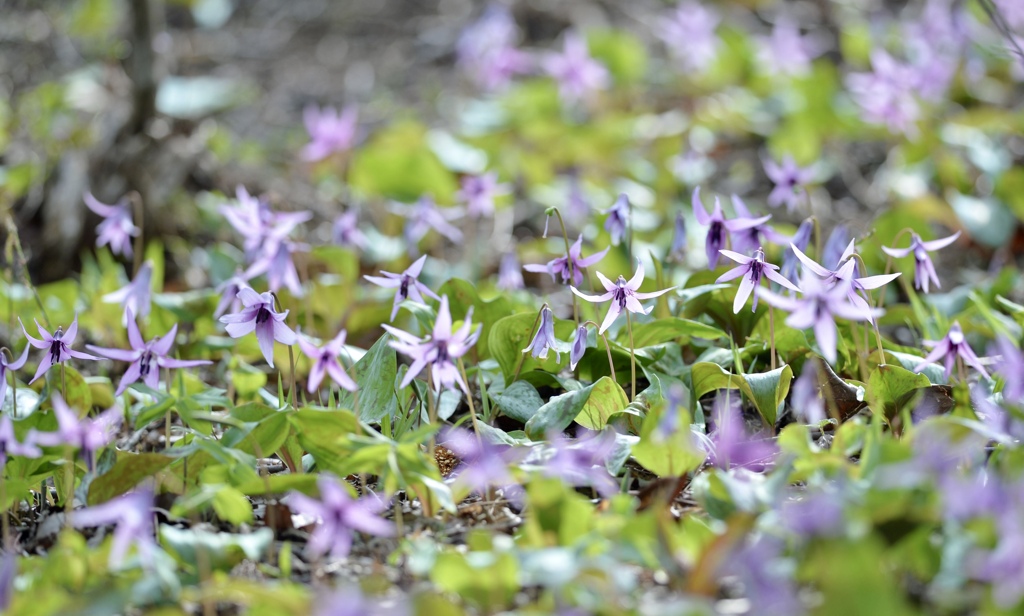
[545,207,579,325]
[271,292,298,407]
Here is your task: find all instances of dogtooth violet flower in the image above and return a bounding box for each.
[914,321,989,380]
[790,241,901,323]
[496,252,524,291]
[602,193,629,246]
[393,196,463,249]
[571,260,675,335]
[0,413,42,465]
[332,210,368,251]
[541,31,609,105]
[457,172,509,219]
[716,248,800,313]
[540,430,618,497]
[72,487,157,568]
[213,271,251,319]
[523,234,608,288]
[821,225,850,272]
[439,427,519,495]
[757,16,824,77]
[364,255,441,322]
[244,238,307,297]
[301,104,358,162]
[102,261,153,325]
[0,344,29,404]
[286,473,393,559]
[523,305,568,362]
[298,329,358,394]
[707,392,778,470]
[990,336,1024,404]
[669,211,688,261]
[86,310,211,396]
[220,185,312,259]
[383,295,480,394]
[455,4,531,92]
[790,360,826,425]
[34,393,121,471]
[218,288,297,368]
[780,218,813,285]
[656,2,720,74]
[569,324,588,371]
[728,195,788,255]
[692,187,771,269]
[764,155,814,213]
[882,230,961,293]
[84,192,140,258]
[20,314,97,384]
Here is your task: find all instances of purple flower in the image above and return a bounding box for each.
[914,321,989,380]
[778,487,845,537]
[570,260,675,334]
[332,210,368,250]
[790,361,825,424]
[496,252,525,291]
[457,173,509,219]
[669,211,688,261]
[692,187,771,269]
[84,192,139,258]
[218,288,297,368]
[565,175,591,226]
[990,337,1024,404]
[394,196,463,250]
[602,194,629,246]
[846,50,921,137]
[0,345,29,405]
[780,218,813,285]
[86,311,211,396]
[541,430,618,497]
[20,314,97,384]
[523,234,608,288]
[764,156,814,213]
[298,330,358,394]
[213,271,251,319]
[456,4,532,92]
[102,261,153,325]
[35,393,121,470]
[301,104,358,162]
[383,295,480,394]
[244,238,307,297]
[542,31,610,105]
[287,474,393,559]
[757,16,823,77]
[656,2,720,74]
[791,242,900,323]
[974,515,1024,609]
[364,255,441,322]
[0,414,41,466]
[570,324,588,371]
[440,427,518,495]
[707,392,778,470]
[656,382,687,440]
[756,273,881,364]
[728,195,786,256]
[0,549,13,613]
[882,230,961,293]
[821,225,850,271]
[718,536,802,616]
[220,186,312,259]
[72,488,156,568]
[716,248,800,313]
[523,305,564,362]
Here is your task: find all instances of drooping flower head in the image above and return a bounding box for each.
[914,321,989,380]
[301,104,359,162]
[457,172,510,219]
[72,488,157,569]
[656,2,720,74]
[35,393,121,471]
[569,324,588,371]
[523,305,565,362]
[102,261,153,326]
[571,260,675,334]
[218,288,297,368]
[84,192,140,258]
[286,474,393,559]
[669,211,688,262]
[882,230,961,293]
[220,186,312,260]
[496,252,525,291]
[764,155,814,213]
[0,345,29,405]
[244,238,308,298]
[728,195,787,255]
[602,193,629,246]
[707,392,778,470]
[790,360,826,425]
[846,50,922,137]
[439,427,519,496]
[523,234,608,288]
[298,330,358,394]
[213,271,251,319]
[0,414,41,466]
[456,4,532,92]
[364,255,441,322]
[990,337,1024,405]
[20,314,97,384]
[542,31,610,105]
[716,248,800,313]
[332,210,368,251]
[791,241,900,323]
[780,218,814,285]
[692,187,771,269]
[383,296,481,394]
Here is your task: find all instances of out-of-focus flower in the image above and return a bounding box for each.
[571,261,675,334]
[35,393,121,470]
[287,474,393,559]
[764,156,814,213]
[364,255,441,322]
[540,430,618,497]
[718,535,802,616]
[84,192,139,258]
[496,252,525,291]
[669,211,688,262]
[220,186,312,259]
[846,50,922,137]
[332,211,368,250]
[882,230,960,293]
[301,104,358,162]
[656,2,720,74]
[780,218,814,286]
[457,173,510,219]
[602,194,629,246]
[728,195,787,255]
[20,314,97,384]
[213,271,251,319]
[914,321,989,380]
[394,196,463,250]
[990,337,1024,404]
[244,238,308,297]
[440,427,518,495]
[218,288,297,368]
[0,414,41,465]
[757,16,824,77]
[298,330,358,394]
[383,296,480,394]
[87,310,211,396]
[523,235,608,288]
[716,248,800,313]
[821,225,850,271]
[542,31,610,105]
[790,361,825,424]
[102,261,153,325]
[72,488,156,568]
[456,4,532,92]
[707,392,778,470]
[778,487,846,537]
[569,324,588,371]
[0,345,29,404]
[692,187,771,269]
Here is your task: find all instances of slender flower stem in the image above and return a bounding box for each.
[63,446,74,527]
[0,348,15,418]
[271,292,299,407]
[626,311,637,400]
[811,216,822,262]
[549,208,579,325]
[511,308,545,383]
[130,191,145,277]
[457,358,482,443]
[768,306,777,371]
[852,253,887,365]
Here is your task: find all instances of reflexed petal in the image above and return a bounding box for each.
[692,187,711,225]
[363,274,401,288]
[152,324,178,356]
[272,319,297,345]
[626,261,645,291]
[576,245,609,268]
[763,267,801,292]
[598,303,622,334]
[20,319,47,348]
[570,287,613,302]
[64,314,80,346]
[716,264,749,283]
[855,272,900,290]
[790,243,832,278]
[594,271,617,292]
[307,358,326,393]
[85,345,139,362]
[326,361,358,392]
[433,296,453,339]
[881,245,913,258]
[406,254,428,277]
[7,344,30,370]
[718,249,753,266]
[813,318,838,364]
[733,275,756,314]
[29,357,53,384]
[920,231,961,252]
[633,287,675,300]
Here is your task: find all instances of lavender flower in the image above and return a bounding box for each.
[717,536,802,616]
[542,31,610,105]
[72,488,156,568]
[821,225,850,271]
[86,311,211,396]
[456,4,531,92]
[692,187,771,269]
[496,252,525,291]
[20,314,97,384]
[383,295,480,394]
[220,186,312,259]
[882,230,961,293]
[764,155,814,213]
[440,427,518,495]
[457,173,509,219]
[846,50,921,137]
[716,248,800,313]
[707,392,778,470]
[780,218,813,285]
[102,261,153,325]
[541,430,618,497]
[914,321,989,380]
[0,345,29,405]
[669,211,688,261]
[791,243,900,323]
[570,324,588,371]
[523,306,564,362]
[84,192,139,258]
[244,238,307,297]
[301,104,358,162]
[728,195,787,256]
[602,194,629,246]
[287,474,393,559]
[298,330,358,394]
[0,414,41,465]
[757,16,823,77]
[218,288,297,368]
[394,196,463,249]
[778,487,846,537]
[570,261,675,334]
[364,255,441,322]
[213,271,251,319]
[656,2,720,74]
[990,337,1024,404]
[523,234,608,287]
[790,361,825,424]
[35,394,121,470]
[332,211,368,250]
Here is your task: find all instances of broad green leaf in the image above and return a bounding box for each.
[339,333,398,423]
[488,313,574,383]
[492,380,545,424]
[524,381,597,439]
[212,486,254,525]
[88,452,174,505]
[689,362,747,400]
[574,376,629,431]
[626,317,727,348]
[743,365,794,426]
[160,526,273,574]
[630,400,704,477]
[867,364,932,420]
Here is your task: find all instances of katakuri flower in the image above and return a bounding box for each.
[383,295,480,394]
[244,238,307,297]
[692,187,771,269]
[540,430,618,497]
[496,252,524,291]
[790,360,826,425]
[394,196,463,249]
[457,172,509,219]
[846,50,921,137]
[72,488,157,568]
[301,104,358,162]
[656,2,720,74]
[602,193,629,246]
[914,321,989,380]
[728,195,787,255]
[364,255,441,322]
[455,4,531,92]
[439,427,519,496]
[213,271,251,319]
[790,241,901,323]
[780,218,814,285]
[0,344,29,405]
[218,288,297,368]
[757,16,824,77]
[523,305,566,362]
[298,330,358,394]
[35,393,121,470]
[569,324,588,371]
[287,474,393,559]
[523,234,608,288]
[84,192,140,258]
[764,155,814,212]
[220,186,312,259]
[668,211,688,262]
[20,314,97,384]
[542,31,610,105]
[0,414,41,465]
[332,210,368,250]
[707,392,778,470]
[882,230,961,293]
[990,337,1024,405]
[821,225,850,271]
[570,260,675,335]
[716,248,800,313]
[102,261,153,325]
[86,310,211,396]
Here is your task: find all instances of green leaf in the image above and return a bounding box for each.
[625,317,727,348]
[492,381,545,424]
[690,362,746,400]
[160,526,273,574]
[438,278,515,359]
[743,365,794,426]
[524,381,597,439]
[88,452,174,505]
[488,313,574,383]
[348,120,457,202]
[339,333,398,423]
[867,364,932,421]
[587,30,649,84]
[212,486,254,525]
[631,400,704,477]
[574,376,629,431]
[57,365,92,411]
